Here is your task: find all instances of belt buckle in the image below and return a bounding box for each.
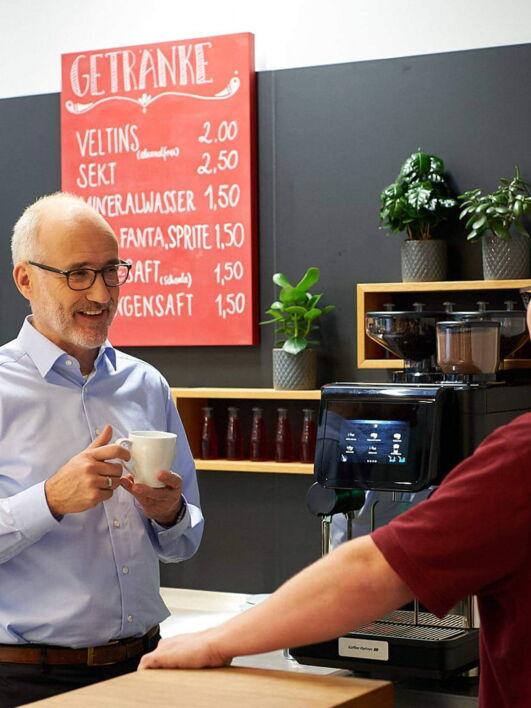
[87,647,98,666]
[87,643,120,667]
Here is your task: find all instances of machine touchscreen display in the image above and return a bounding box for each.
[339,419,410,466]
[315,387,448,491]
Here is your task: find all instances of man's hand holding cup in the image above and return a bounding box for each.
[117,431,183,526]
[44,425,130,517]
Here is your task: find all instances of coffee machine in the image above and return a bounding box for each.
[289,298,531,679]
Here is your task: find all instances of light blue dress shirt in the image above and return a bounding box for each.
[0,317,204,647]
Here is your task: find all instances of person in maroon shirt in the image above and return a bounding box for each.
[140,292,531,708]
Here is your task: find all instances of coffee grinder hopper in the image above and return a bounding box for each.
[365,303,446,377]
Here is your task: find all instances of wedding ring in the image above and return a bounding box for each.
[107,476,113,489]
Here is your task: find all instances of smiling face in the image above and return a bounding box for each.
[14,202,120,373]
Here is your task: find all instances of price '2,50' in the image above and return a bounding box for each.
[197,149,239,175]
[215,293,246,319]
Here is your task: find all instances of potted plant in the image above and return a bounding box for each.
[458,167,531,280]
[380,149,458,281]
[260,266,335,390]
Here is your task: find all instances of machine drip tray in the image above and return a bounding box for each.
[355,623,464,642]
[355,610,468,642]
[289,609,479,680]
[380,610,468,627]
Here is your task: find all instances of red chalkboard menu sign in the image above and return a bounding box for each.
[61,33,257,346]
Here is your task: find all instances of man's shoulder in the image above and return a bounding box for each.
[497,411,531,447]
[0,338,25,370]
[112,348,168,386]
[472,411,531,465]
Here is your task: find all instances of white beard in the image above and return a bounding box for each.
[32,294,116,351]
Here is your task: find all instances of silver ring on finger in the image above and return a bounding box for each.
[107,476,113,489]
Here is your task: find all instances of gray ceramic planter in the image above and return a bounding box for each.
[482,232,530,280]
[401,239,447,282]
[272,348,317,390]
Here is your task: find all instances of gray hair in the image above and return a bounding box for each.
[11,192,103,265]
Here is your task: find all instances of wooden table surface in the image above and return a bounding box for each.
[24,666,393,707]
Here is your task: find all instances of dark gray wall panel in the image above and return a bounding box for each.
[1,44,530,591]
[160,472,320,593]
[0,93,61,335]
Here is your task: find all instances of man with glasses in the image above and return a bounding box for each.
[0,192,203,705]
[141,290,531,708]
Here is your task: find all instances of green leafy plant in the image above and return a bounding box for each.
[458,167,531,241]
[260,267,335,355]
[380,149,457,240]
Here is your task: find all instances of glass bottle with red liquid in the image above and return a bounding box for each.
[200,406,218,459]
[299,408,317,463]
[226,406,244,460]
[250,406,268,461]
[274,407,293,462]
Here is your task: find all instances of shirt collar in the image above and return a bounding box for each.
[17,316,116,378]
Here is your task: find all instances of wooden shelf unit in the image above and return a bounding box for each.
[171,387,321,475]
[357,280,531,370]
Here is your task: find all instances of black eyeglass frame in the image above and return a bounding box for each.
[28,260,132,291]
[520,288,531,309]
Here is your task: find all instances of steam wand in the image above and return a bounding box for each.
[306,483,365,555]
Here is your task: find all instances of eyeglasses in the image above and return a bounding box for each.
[521,288,531,309]
[28,260,132,291]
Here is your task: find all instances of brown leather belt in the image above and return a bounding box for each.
[0,626,159,667]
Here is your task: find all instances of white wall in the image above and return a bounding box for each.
[1,0,530,99]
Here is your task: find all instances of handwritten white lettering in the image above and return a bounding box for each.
[159,272,192,287]
[126,259,161,284]
[87,190,196,216]
[118,293,193,317]
[119,226,165,249]
[76,124,139,157]
[166,224,211,250]
[136,146,180,161]
[69,42,214,97]
[76,161,117,188]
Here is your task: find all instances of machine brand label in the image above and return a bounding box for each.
[338,637,389,661]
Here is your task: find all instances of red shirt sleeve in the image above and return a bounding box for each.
[371,413,531,618]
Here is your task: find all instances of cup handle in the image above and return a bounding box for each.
[115,437,133,474]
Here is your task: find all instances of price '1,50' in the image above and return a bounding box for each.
[204,184,240,211]
[214,261,244,285]
[215,293,246,319]
[214,223,245,249]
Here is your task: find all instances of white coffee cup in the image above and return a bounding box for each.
[116,431,177,488]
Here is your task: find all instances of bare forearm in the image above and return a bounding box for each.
[211,536,412,660]
[139,535,413,670]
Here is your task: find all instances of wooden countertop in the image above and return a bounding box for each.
[23,588,392,707]
[24,666,393,707]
